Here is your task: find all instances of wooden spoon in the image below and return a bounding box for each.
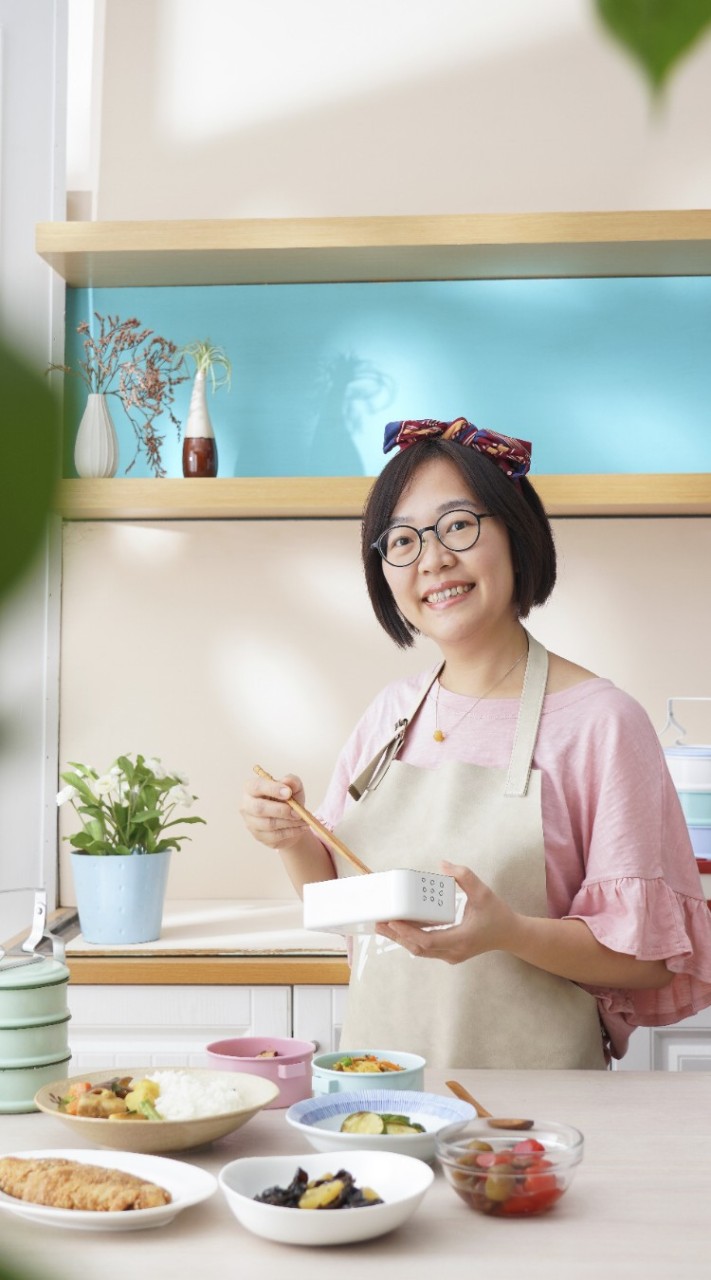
[253,765,372,876]
[446,1079,534,1131]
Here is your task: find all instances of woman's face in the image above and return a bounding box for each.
[381,456,518,655]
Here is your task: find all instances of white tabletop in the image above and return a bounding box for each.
[1,1068,708,1280]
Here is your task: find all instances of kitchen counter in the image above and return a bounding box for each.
[30,901,351,986]
[1,1068,707,1280]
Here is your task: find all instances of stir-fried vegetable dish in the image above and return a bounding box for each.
[330,1055,404,1073]
[254,1167,383,1209]
[52,1076,162,1121]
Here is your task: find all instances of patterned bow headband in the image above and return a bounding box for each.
[383,418,532,481]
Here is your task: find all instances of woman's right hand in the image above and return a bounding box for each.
[239,771,310,851]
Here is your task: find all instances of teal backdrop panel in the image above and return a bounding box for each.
[63,278,711,479]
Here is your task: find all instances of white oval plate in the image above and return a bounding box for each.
[0,1148,217,1231]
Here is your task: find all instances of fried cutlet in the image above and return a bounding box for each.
[0,1156,171,1211]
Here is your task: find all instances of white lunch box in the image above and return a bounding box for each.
[303,869,457,935]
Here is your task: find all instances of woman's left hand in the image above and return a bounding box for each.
[375,860,517,964]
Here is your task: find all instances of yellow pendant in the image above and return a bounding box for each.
[433,729,445,742]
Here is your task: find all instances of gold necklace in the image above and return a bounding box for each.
[433,649,527,742]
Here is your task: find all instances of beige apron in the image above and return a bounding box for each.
[334,633,607,1069]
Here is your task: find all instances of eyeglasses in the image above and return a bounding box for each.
[371,509,494,567]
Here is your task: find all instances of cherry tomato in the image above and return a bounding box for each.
[499,1186,564,1215]
[511,1138,546,1155]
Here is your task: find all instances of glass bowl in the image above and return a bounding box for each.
[435,1118,584,1218]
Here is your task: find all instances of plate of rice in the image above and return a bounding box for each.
[34,1066,279,1154]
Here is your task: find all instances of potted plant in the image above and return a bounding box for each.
[181,339,232,477]
[56,753,206,944]
[47,313,189,479]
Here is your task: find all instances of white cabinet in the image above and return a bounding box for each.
[66,985,292,1070]
[292,986,348,1053]
[614,1009,711,1071]
[68,982,711,1071]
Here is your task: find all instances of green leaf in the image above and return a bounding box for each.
[0,341,60,598]
[162,815,206,827]
[595,0,711,91]
[60,772,98,807]
[116,754,136,781]
[67,832,113,853]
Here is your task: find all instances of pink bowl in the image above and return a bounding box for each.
[206,1036,315,1109]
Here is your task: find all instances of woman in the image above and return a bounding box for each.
[240,417,711,1068]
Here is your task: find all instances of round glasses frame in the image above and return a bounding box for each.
[371,509,494,567]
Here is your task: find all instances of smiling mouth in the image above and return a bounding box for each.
[424,584,473,605]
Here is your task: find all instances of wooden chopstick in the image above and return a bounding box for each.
[253,764,371,875]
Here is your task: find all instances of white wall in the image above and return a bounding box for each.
[57,517,711,903]
[80,0,711,220]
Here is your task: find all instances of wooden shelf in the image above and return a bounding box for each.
[54,474,711,520]
[36,210,711,286]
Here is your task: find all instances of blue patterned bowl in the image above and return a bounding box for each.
[285,1089,475,1161]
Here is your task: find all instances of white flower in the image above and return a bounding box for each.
[144,757,167,779]
[93,774,116,798]
[56,784,77,806]
[108,777,129,804]
[172,770,190,785]
[167,784,193,807]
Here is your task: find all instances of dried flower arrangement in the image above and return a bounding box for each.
[48,313,189,477]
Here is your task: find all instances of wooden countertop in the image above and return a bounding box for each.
[1,1067,707,1279]
[11,905,351,986]
[65,953,350,985]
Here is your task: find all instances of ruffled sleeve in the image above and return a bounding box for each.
[566,875,711,1037]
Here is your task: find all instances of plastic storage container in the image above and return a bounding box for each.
[688,825,711,858]
[662,698,711,860]
[303,869,456,935]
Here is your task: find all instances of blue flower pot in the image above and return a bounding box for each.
[71,849,171,944]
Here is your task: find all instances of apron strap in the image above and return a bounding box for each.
[348,665,443,800]
[347,633,548,802]
[504,631,549,797]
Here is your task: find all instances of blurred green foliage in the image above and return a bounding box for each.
[0,339,61,600]
[596,0,711,91]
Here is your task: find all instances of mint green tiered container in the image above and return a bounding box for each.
[0,891,72,1112]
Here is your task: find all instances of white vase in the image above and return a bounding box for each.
[74,393,119,478]
[182,369,218,476]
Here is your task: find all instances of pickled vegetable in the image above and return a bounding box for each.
[449,1137,564,1217]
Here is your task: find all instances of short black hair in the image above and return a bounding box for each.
[361,438,557,648]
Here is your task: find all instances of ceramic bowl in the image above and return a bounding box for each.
[285,1088,475,1161]
[33,1065,279,1153]
[205,1036,314,1109]
[218,1149,433,1246]
[436,1118,584,1217]
[311,1049,425,1095]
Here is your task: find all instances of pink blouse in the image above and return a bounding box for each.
[316,668,711,1060]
